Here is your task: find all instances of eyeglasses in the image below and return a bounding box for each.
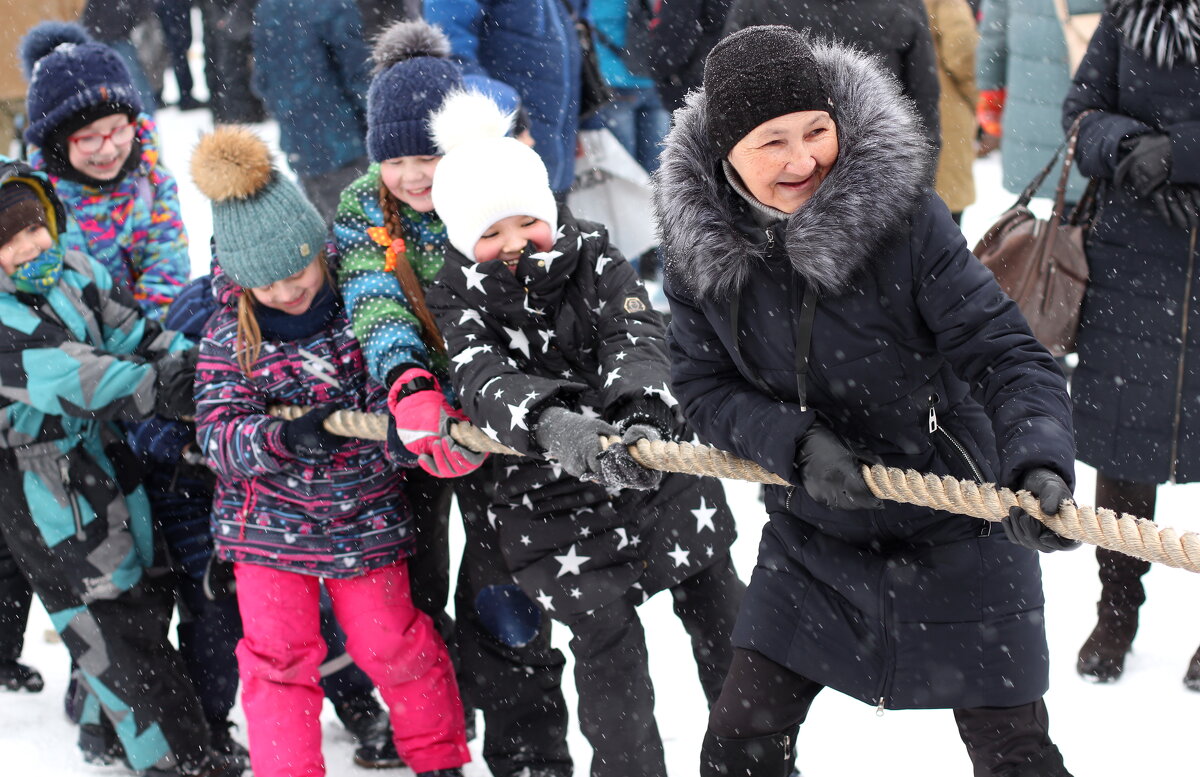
[68,122,136,154]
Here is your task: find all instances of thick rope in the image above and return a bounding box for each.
[270,405,1200,573]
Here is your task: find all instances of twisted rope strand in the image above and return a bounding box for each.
[271,405,1200,573]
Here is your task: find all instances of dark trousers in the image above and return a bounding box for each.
[0,534,31,663]
[0,479,209,770]
[299,157,371,227]
[197,0,265,123]
[560,555,744,777]
[708,649,1069,777]
[408,466,573,777]
[156,0,195,99]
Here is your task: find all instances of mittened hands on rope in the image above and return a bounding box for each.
[1001,467,1081,553]
[388,367,487,478]
[280,405,340,461]
[533,406,618,482]
[153,348,199,420]
[1115,133,1172,197]
[596,424,664,491]
[795,422,883,511]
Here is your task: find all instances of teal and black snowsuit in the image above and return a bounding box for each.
[0,240,212,771]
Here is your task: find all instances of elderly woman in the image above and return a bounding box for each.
[655,25,1079,777]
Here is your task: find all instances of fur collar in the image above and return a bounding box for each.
[1111,0,1200,69]
[653,40,933,301]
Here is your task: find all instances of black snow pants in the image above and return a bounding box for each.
[559,554,745,777]
[408,465,574,777]
[0,534,31,664]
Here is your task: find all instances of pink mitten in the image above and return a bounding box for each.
[388,368,487,478]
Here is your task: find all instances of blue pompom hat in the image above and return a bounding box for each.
[19,22,143,150]
[365,20,463,162]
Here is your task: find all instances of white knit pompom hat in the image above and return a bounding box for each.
[430,89,558,259]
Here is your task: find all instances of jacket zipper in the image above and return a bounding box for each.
[59,458,86,541]
[875,562,894,717]
[1168,227,1199,483]
[927,395,984,484]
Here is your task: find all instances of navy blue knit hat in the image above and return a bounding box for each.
[366,20,463,162]
[20,22,143,150]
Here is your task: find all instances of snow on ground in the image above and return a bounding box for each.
[2,106,1198,776]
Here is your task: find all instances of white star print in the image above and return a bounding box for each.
[614,528,629,550]
[603,368,622,388]
[507,395,535,430]
[554,544,591,577]
[451,344,492,368]
[458,309,483,326]
[504,326,531,358]
[520,535,532,546]
[691,496,717,533]
[580,229,600,241]
[578,404,600,419]
[531,249,563,272]
[538,330,555,351]
[645,382,680,408]
[481,422,499,440]
[462,263,487,293]
[569,587,583,599]
[706,545,715,558]
[536,590,555,611]
[629,533,642,548]
[667,543,691,568]
[487,508,497,528]
[596,254,613,275]
[614,351,627,361]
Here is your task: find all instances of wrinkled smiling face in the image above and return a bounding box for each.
[249,255,326,314]
[473,215,553,271]
[67,113,136,181]
[727,110,839,214]
[0,225,52,275]
[380,155,442,213]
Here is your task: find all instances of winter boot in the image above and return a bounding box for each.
[700,729,797,777]
[207,719,249,770]
[1076,549,1150,682]
[78,717,126,766]
[415,770,463,777]
[334,693,404,769]
[1184,644,1200,691]
[142,749,246,777]
[0,659,43,692]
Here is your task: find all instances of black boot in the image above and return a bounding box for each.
[1184,644,1200,691]
[994,745,1072,777]
[142,749,246,777]
[700,729,795,777]
[0,659,43,692]
[334,693,404,769]
[1077,549,1150,682]
[207,719,249,771]
[78,716,126,766]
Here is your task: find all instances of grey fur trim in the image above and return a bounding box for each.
[370,20,451,75]
[1111,0,1200,68]
[653,41,933,301]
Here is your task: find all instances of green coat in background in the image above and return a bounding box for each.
[976,0,1104,201]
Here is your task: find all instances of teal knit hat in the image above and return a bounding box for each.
[190,126,326,289]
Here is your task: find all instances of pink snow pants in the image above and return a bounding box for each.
[233,561,469,776]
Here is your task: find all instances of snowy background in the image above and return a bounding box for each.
[2,92,1199,777]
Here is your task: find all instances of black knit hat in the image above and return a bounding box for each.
[0,183,47,250]
[703,25,834,157]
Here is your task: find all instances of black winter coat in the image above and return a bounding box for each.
[723,0,942,157]
[426,207,736,618]
[654,39,1074,709]
[1063,7,1200,483]
[646,0,734,112]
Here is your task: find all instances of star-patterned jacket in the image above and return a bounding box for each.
[426,205,736,617]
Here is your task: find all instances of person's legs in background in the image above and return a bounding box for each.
[0,534,41,693]
[157,0,203,109]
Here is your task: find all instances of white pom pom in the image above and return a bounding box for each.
[429,89,515,155]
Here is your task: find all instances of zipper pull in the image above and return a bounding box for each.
[928,404,939,434]
[783,732,792,762]
[765,229,776,249]
[59,459,85,541]
[876,697,886,717]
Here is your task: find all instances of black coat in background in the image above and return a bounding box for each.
[426,207,736,618]
[646,0,735,112]
[1063,8,1200,484]
[723,0,942,158]
[655,39,1074,710]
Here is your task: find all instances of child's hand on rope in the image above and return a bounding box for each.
[1002,468,1081,553]
[533,406,617,482]
[388,367,487,478]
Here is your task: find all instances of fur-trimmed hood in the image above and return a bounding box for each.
[653,39,933,301]
[1110,0,1200,69]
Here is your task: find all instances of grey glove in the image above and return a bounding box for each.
[1001,467,1081,553]
[534,406,618,481]
[596,424,664,491]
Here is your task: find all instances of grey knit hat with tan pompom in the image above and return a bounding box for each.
[190,126,326,289]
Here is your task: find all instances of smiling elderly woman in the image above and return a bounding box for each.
[654,25,1081,777]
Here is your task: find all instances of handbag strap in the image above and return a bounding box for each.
[1015,109,1095,209]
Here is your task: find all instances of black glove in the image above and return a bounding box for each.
[1115,133,1172,197]
[795,422,883,511]
[279,405,340,461]
[203,554,236,601]
[596,424,664,491]
[1150,185,1200,230]
[1001,467,1081,553]
[534,406,618,481]
[153,348,198,420]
